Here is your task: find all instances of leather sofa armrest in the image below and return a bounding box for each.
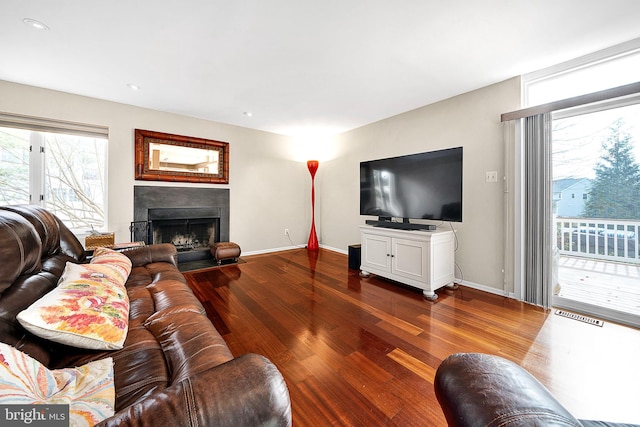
[97,353,291,427]
[434,353,582,427]
[123,243,178,268]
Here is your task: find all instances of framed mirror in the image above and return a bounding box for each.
[135,129,229,184]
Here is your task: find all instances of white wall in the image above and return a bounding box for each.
[0,80,309,253]
[319,77,522,293]
[1,77,523,292]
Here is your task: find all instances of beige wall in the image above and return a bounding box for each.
[1,77,521,292]
[318,77,522,293]
[0,80,310,254]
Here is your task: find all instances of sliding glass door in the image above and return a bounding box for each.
[552,102,640,327]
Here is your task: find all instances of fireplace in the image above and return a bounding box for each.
[132,186,230,262]
[149,207,220,251]
[151,218,219,251]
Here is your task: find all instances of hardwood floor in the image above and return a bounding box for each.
[183,248,640,426]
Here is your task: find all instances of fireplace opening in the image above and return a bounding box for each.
[131,206,223,263]
[151,217,219,252]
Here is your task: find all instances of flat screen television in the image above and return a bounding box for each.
[360,147,463,226]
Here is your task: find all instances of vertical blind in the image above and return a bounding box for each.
[523,113,553,308]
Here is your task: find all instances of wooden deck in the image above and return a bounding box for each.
[556,255,640,317]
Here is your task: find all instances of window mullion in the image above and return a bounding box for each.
[29,131,45,205]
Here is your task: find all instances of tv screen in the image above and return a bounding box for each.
[360,147,463,222]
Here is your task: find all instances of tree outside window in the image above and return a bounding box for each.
[0,126,107,231]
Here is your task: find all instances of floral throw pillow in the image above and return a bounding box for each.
[90,246,132,284]
[0,343,115,427]
[17,262,130,350]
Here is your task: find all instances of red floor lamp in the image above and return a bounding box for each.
[307,160,319,251]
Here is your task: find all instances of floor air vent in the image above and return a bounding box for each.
[554,310,604,327]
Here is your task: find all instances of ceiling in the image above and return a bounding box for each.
[2,1,640,136]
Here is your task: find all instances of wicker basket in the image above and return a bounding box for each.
[85,232,115,250]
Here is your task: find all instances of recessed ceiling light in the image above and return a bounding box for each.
[243,111,253,117]
[23,18,50,31]
[126,84,140,91]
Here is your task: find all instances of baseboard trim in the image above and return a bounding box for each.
[242,246,514,299]
[456,279,514,299]
[242,245,301,256]
[243,245,347,257]
[319,245,347,255]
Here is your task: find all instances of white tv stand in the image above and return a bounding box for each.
[359,225,455,300]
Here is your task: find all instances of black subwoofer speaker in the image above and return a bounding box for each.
[348,244,361,270]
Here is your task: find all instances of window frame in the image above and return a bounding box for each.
[522,38,640,108]
[0,112,109,233]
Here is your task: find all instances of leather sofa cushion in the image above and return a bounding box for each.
[53,259,234,412]
[1,206,89,367]
[0,211,42,292]
[1,205,61,257]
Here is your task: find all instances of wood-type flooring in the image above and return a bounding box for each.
[183,248,640,426]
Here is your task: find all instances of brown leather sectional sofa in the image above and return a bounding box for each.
[0,205,291,426]
[435,353,638,427]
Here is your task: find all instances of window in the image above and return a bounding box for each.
[0,114,108,231]
[524,39,640,107]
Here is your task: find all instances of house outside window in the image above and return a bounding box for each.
[552,178,592,217]
[0,114,108,232]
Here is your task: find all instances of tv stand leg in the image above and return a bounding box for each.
[359,270,371,278]
[423,290,438,301]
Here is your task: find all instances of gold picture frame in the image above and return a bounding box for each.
[134,129,229,184]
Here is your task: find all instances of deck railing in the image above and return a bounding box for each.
[556,217,640,264]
